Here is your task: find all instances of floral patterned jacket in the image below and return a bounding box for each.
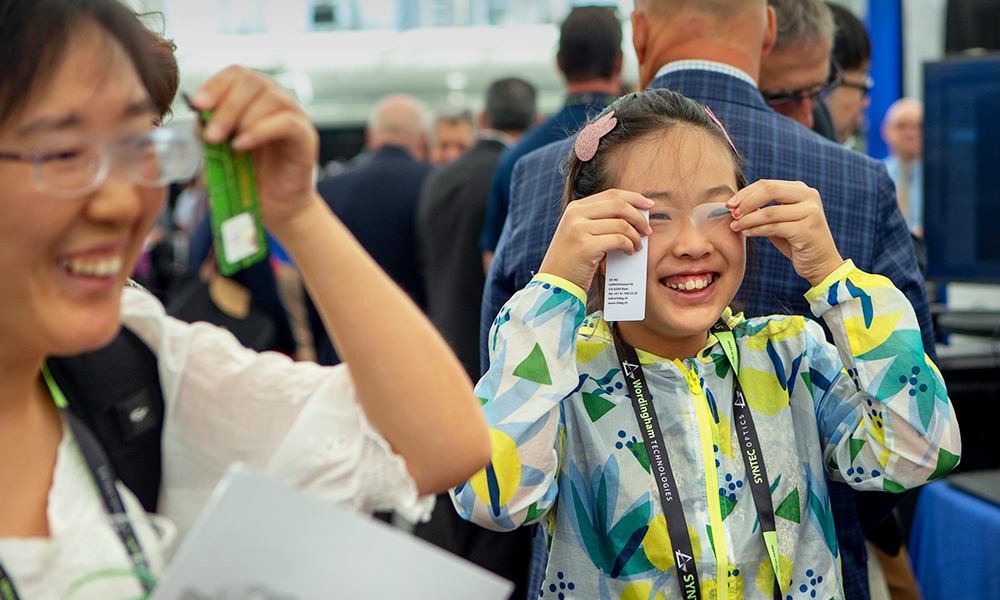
[451,261,960,600]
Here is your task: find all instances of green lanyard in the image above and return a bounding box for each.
[711,322,783,596]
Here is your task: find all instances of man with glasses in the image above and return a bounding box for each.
[759,0,840,131]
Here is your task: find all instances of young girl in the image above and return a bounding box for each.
[451,89,959,600]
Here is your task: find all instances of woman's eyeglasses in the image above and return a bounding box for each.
[0,122,203,199]
[839,76,876,97]
[761,58,846,107]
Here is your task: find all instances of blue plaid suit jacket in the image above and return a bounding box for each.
[480,68,935,600]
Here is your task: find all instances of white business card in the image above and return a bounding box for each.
[603,209,648,322]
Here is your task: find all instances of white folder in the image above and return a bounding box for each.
[151,464,514,600]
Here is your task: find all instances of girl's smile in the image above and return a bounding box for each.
[660,272,718,293]
[611,126,745,359]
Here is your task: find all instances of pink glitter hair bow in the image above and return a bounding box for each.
[575,111,618,162]
[705,106,738,156]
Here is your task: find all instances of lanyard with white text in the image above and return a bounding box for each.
[615,325,783,600]
[615,340,703,599]
[0,369,154,600]
[0,422,154,600]
[44,365,153,592]
[711,321,783,600]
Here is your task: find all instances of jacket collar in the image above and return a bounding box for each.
[578,307,746,366]
[374,145,418,161]
[648,67,772,115]
[473,137,509,153]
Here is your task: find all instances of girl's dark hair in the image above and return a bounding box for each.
[0,0,175,128]
[559,88,750,312]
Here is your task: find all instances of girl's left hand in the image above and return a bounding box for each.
[188,66,320,227]
[727,180,845,286]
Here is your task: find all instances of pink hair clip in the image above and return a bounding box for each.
[705,106,738,156]
[575,111,618,162]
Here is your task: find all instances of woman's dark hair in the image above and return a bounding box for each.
[143,23,180,122]
[560,88,750,312]
[0,0,177,128]
[828,2,871,72]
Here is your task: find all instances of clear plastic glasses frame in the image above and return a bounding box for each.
[0,122,202,199]
[648,202,735,241]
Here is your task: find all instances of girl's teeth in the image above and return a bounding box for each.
[666,276,713,291]
[62,256,123,277]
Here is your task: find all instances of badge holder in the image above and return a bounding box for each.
[184,94,269,276]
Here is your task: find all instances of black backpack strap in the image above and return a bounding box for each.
[46,325,165,513]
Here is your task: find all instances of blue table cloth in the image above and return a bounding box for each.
[909,480,1000,600]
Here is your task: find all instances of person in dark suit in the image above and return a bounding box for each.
[478,5,623,270]
[480,1,935,598]
[413,77,537,600]
[417,78,536,380]
[312,94,432,365]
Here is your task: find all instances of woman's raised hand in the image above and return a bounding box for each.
[189,66,320,227]
[727,180,845,286]
[190,68,489,496]
[539,190,654,292]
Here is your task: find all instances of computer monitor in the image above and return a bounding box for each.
[924,53,1000,283]
[946,0,1000,53]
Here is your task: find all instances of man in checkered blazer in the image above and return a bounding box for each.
[479,2,934,599]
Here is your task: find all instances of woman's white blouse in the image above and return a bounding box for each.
[0,286,433,599]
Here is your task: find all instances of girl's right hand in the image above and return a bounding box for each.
[539,190,654,292]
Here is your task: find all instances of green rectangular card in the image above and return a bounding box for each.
[196,108,269,276]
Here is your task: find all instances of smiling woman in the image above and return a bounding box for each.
[0,0,489,597]
[0,22,169,358]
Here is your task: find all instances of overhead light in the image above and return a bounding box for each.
[445,71,468,91]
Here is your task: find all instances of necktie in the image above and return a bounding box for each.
[897,163,910,226]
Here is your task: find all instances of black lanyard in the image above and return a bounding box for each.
[0,367,153,600]
[712,322,782,600]
[614,321,782,600]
